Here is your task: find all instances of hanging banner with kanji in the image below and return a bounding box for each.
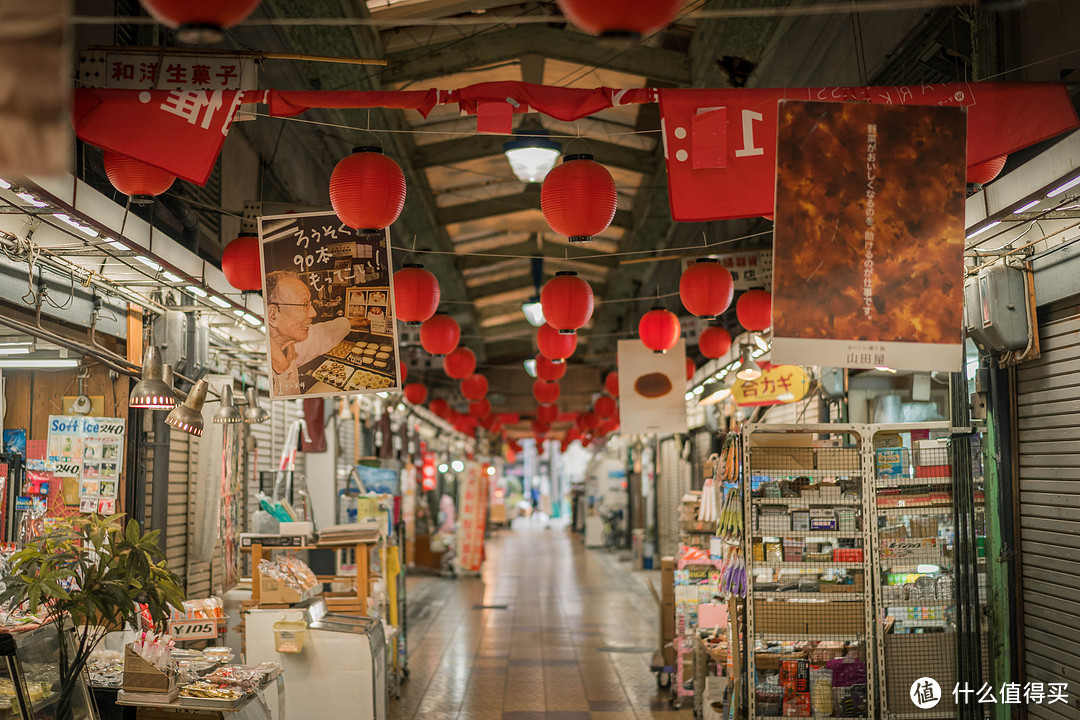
[258,212,402,400]
[456,461,487,573]
[731,365,811,407]
[769,101,967,372]
[617,338,688,436]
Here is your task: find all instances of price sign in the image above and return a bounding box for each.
[169,618,219,641]
[46,415,126,513]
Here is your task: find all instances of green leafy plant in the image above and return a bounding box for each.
[0,514,185,717]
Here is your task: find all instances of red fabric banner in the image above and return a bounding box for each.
[448,81,656,123]
[659,82,1080,221]
[268,89,441,118]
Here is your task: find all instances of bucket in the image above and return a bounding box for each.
[273,619,308,653]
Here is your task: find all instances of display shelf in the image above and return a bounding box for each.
[753,561,864,570]
[876,505,953,515]
[754,497,861,506]
[875,476,953,486]
[754,591,866,600]
[883,600,954,607]
[755,632,863,642]
[754,530,861,538]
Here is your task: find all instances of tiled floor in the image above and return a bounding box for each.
[391,519,691,720]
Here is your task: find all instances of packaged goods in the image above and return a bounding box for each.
[810,668,834,717]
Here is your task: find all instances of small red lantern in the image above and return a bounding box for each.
[536,404,559,425]
[540,154,618,243]
[540,271,594,334]
[594,395,616,419]
[403,383,427,405]
[221,233,262,292]
[968,155,1007,185]
[531,419,550,436]
[329,146,406,232]
[699,325,732,359]
[394,264,440,325]
[399,361,408,383]
[103,150,175,205]
[429,398,449,417]
[535,354,567,382]
[537,323,577,362]
[736,290,772,332]
[556,0,683,44]
[461,374,488,401]
[420,313,460,356]
[139,0,262,43]
[679,259,734,318]
[469,399,492,418]
[443,347,476,380]
[686,357,696,381]
[533,380,560,405]
[577,411,599,431]
[605,371,619,397]
[639,307,681,354]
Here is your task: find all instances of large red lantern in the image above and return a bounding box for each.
[679,259,734,318]
[103,150,175,205]
[639,307,681,354]
[686,357,696,381]
[605,371,619,397]
[699,325,733,359]
[443,347,476,380]
[535,354,567,382]
[420,313,460,356]
[556,0,683,44]
[429,398,449,417]
[394,264,440,325]
[403,383,427,405]
[139,0,262,43]
[968,155,1007,185]
[594,395,616,419]
[533,380,560,405]
[460,374,488,401]
[736,290,772,332]
[221,233,262,292]
[537,323,577,362]
[329,147,406,232]
[540,154,618,243]
[469,399,492,418]
[540,271,594,334]
[536,404,559,425]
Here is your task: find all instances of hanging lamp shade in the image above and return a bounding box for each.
[736,289,772,332]
[686,357,696,381]
[165,379,207,437]
[221,233,262,292]
[399,361,408,383]
[540,154,618,243]
[540,271,594,334]
[329,146,406,232]
[103,150,175,205]
[556,0,683,45]
[699,325,733,360]
[129,346,175,410]
[469,399,492,418]
[968,155,1008,185]
[638,307,681,354]
[139,0,262,43]
[535,354,566,382]
[679,259,734,318]
[604,371,619,398]
[594,395,616,419]
[420,312,460,356]
[429,397,449,418]
[243,387,269,424]
[536,403,559,425]
[443,347,476,380]
[533,380,561,405]
[537,323,577,363]
[212,384,243,424]
[460,374,488,401]
[403,383,428,405]
[394,263,440,325]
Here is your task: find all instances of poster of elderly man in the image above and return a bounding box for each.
[258,212,401,400]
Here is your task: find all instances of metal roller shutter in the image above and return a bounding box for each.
[1017,297,1080,714]
[657,437,692,557]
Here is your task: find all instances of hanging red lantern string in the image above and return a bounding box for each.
[394,263,440,325]
[531,419,551,436]
[535,354,567,382]
[329,146,406,232]
[736,289,772,332]
[537,323,578,363]
[639,307,681,354]
[594,395,616,419]
[686,357,696,381]
[577,411,599,432]
[460,374,488,401]
[429,397,449,418]
[399,361,408,383]
[679,259,734,318]
[221,233,262,292]
[533,380,561,405]
[540,271,594,335]
[555,0,683,46]
[443,346,477,380]
[139,0,262,44]
[536,403,559,425]
[605,371,619,397]
[403,383,428,405]
[699,325,733,360]
[420,312,460,356]
[540,154,618,243]
[103,149,175,205]
[469,398,492,418]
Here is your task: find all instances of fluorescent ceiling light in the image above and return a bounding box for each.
[162,271,183,283]
[0,178,10,189]
[233,309,246,317]
[875,366,897,373]
[753,334,769,352]
[0,347,31,355]
[965,221,1000,240]
[16,192,46,208]
[105,239,127,251]
[523,358,538,378]
[186,285,208,298]
[1047,175,1080,197]
[53,213,98,237]
[521,299,545,327]
[0,358,80,368]
[243,313,261,326]
[1013,200,1040,214]
[209,295,231,308]
[0,337,34,347]
[693,385,705,395]
[135,256,162,271]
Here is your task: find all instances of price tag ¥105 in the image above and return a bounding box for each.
[169,619,219,641]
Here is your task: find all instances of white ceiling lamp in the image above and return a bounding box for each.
[0,358,80,369]
[735,344,762,382]
[503,117,562,184]
[523,358,538,377]
[521,255,546,326]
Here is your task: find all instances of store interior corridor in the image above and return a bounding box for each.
[393,520,689,720]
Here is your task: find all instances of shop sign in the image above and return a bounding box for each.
[78,49,258,94]
[617,338,688,436]
[682,250,771,291]
[770,100,967,372]
[258,212,401,400]
[420,453,437,492]
[731,365,810,407]
[456,462,487,573]
[169,618,219,641]
[46,415,125,515]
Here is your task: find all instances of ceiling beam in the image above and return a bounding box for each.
[414,134,655,174]
[437,186,632,229]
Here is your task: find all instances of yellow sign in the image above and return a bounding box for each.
[731,365,811,407]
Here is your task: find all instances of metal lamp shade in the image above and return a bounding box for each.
[130,346,176,410]
[243,387,269,424]
[165,379,207,436]
[213,384,243,424]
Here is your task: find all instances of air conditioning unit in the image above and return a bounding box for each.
[153,311,209,383]
[963,262,1030,354]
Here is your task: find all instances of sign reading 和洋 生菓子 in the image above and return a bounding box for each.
[258,212,402,401]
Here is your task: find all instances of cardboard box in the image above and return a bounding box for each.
[259,574,318,605]
[122,646,177,694]
[884,634,956,714]
[754,599,863,636]
[913,439,950,466]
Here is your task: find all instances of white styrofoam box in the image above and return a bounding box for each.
[914,439,950,466]
[759,511,790,533]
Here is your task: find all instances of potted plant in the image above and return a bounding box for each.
[0,514,185,719]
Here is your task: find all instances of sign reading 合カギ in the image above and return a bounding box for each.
[46,416,125,514]
[730,365,810,407]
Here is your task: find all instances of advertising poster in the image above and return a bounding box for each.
[617,339,688,436]
[46,416,125,514]
[456,461,487,573]
[258,212,401,400]
[770,101,967,372]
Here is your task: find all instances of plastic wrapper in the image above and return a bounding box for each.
[810,668,834,717]
[783,692,811,716]
[757,674,783,716]
[257,556,318,592]
[87,649,124,688]
[825,657,865,687]
[831,684,867,717]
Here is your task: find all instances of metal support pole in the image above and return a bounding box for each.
[148,409,171,552]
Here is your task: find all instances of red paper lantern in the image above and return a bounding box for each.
[679,259,734,318]
[420,313,460,356]
[460,374,488,401]
[556,0,683,44]
[533,380,560,405]
[540,154,618,243]
[103,150,175,204]
[638,307,681,354]
[443,347,476,380]
[537,323,577,362]
[399,361,408,383]
[535,354,567,382]
[576,411,599,432]
[429,398,448,417]
[736,290,772,332]
[536,404,559,425]
[469,399,492,418]
[605,371,619,398]
[968,155,1007,185]
[393,264,440,325]
[221,233,262,292]
[686,357,696,381]
[531,419,550,436]
[329,146,406,232]
[595,395,616,419]
[403,383,427,405]
[540,271,594,334]
[699,325,732,359]
[139,0,262,43]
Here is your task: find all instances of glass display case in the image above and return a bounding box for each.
[0,623,97,719]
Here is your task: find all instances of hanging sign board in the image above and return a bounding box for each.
[79,49,258,92]
[770,101,967,372]
[46,416,125,514]
[456,461,487,573]
[617,339,688,436]
[258,212,402,400]
[731,365,810,407]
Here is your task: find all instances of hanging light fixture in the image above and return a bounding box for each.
[521,255,546,326]
[735,345,763,382]
[503,119,563,183]
[129,346,176,410]
[243,387,269,424]
[165,379,208,436]
[698,380,733,406]
[523,358,538,378]
[213,384,243,424]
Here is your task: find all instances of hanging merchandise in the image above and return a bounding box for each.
[419,312,460,356]
[556,0,683,43]
[103,149,175,205]
[535,354,566,382]
[139,0,263,44]
[719,546,747,597]
[221,233,262,291]
[679,259,735,318]
[393,263,441,325]
[460,374,488,401]
[540,154,618,243]
[638,307,681,354]
[540,271,594,334]
[736,289,772,332]
[443,347,476,379]
[699,325,733,360]
[698,475,717,524]
[330,146,407,232]
[533,380,560,405]
[537,323,577,362]
[403,383,427,405]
